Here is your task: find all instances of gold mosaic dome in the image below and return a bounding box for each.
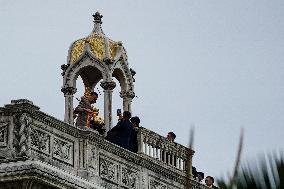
[68,12,122,64]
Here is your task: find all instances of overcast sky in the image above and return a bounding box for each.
[0,0,284,181]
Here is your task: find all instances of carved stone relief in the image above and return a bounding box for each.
[88,146,98,178]
[13,113,32,157]
[140,172,147,189]
[149,179,167,189]
[121,166,138,189]
[53,137,74,165]
[0,121,8,147]
[99,157,118,183]
[30,127,50,154]
[100,180,118,189]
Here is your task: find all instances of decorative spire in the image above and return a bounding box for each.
[91,12,105,35]
[92,12,103,24]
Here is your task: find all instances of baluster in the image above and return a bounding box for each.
[152,146,155,158]
[144,142,148,155]
[180,159,184,171]
[137,129,144,154]
[167,153,170,165]
[155,148,159,159]
[176,157,180,169]
[142,141,145,154]
[173,154,176,167]
[163,150,167,163]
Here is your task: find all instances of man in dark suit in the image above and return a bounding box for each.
[130,116,140,153]
[205,176,219,189]
[105,111,134,151]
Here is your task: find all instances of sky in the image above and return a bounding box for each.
[0,0,284,181]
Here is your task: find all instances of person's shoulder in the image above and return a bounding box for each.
[126,120,134,127]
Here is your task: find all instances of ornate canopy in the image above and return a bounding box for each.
[68,12,128,64]
[61,12,135,131]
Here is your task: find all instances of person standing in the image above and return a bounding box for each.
[130,116,140,153]
[105,111,134,151]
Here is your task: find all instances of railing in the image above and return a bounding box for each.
[137,127,194,171]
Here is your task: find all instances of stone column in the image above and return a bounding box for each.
[100,81,116,133]
[120,90,135,113]
[61,87,77,126]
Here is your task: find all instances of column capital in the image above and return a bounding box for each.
[120,90,135,99]
[100,81,116,90]
[61,87,77,95]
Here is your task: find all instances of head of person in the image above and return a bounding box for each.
[167,132,176,141]
[123,111,131,120]
[205,176,214,186]
[130,116,140,127]
[197,172,204,182]
[87,92,98,104]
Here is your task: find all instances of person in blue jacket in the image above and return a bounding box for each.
[105,111,134,151]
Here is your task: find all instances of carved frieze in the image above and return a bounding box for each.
[30,127,50,154]
[121,166,138,189]
[149,179,167,189]
[0,121,8,147]
[53,137,74,165]
[99,157,118,183]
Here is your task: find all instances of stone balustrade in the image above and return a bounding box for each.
[0,99,208,189]
[137,127,193,171]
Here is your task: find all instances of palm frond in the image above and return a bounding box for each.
[218,153,284,189]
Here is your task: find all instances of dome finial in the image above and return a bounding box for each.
[92,12,103,24]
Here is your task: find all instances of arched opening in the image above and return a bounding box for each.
[112,77,123,124]
[112,68,127,92]
[112,68,127,120]
[73,66,104,126]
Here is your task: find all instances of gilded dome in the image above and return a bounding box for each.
[68,12,122,64]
